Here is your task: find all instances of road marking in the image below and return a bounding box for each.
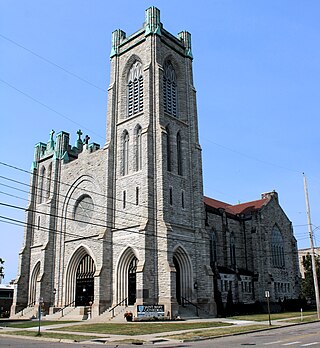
[301,343,320,347]
[264,341,283,345]
[282,343,301,346]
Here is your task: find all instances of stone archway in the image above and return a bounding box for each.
[65,247,96,306]
[116,247,138,305]
[28,262,40,305]
[173,246,193,304]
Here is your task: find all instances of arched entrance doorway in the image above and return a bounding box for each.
[173,246,193,305]
[75,255,95,306]
[173,257,181,304]
[128,257,137,305]
[29,262,40,305]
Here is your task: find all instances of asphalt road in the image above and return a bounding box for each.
[0,322,319,347]
[181,322,320,348]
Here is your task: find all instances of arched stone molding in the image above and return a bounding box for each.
[64,245,97,306]
[172,245,193,302]
[28,261,40,305]
[115,246,139,304]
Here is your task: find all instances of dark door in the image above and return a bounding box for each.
[173,257,181,304]
[75,277,94,306]
[75,255,95,306]
[128,257,137,305]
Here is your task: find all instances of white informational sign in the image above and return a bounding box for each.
[265,291,270,298]
[137,305,165,318]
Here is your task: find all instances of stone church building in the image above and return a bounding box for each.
[11,7,300,319]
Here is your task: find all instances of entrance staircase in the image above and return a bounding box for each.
[11,305,38,320]
[45,306,89,321]
[90,305,133,323]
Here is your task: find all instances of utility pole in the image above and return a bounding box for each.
[303,173,320,319]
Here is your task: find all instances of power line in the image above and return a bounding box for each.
[0,78,105,141]
[0,33,108,94]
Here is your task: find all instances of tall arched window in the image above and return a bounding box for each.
[128,61,143,117]
[177,131,182,175]
[123,131,129,175]
[165,126,171,172]
[46,163,52,199]
[230,232,236,268]
[38,166,46,203]
[163,61,177,116]
[135,125,142,171]
[210,230,217,268]
[272,225,285,268]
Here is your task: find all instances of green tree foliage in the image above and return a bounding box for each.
[0,258,4,279]
[301,253,320,300]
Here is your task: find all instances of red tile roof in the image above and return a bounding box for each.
[204,196,269,216]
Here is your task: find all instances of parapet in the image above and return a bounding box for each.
[32,129,100,168]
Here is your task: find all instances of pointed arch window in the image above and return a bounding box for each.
[177,131,183,175]
[163,61,177,116]
[123,131,129,175]
[128,61,143,117]
[46,163,52,199]
[38,166,46,203]
[210,230,217,268]
[230,232,236,268]
[135,125,142,171]
[272,225,285,268]
[165,126,171,172]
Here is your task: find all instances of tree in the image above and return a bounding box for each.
[0,258,4,280]
[301,253,320,301]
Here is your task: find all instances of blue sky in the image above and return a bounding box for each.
[1,1,320,283]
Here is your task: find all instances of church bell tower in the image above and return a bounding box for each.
[105,7,215,316]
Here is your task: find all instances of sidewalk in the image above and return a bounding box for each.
[0,315,317,345]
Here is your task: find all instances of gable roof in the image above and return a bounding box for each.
[204,196,269,216]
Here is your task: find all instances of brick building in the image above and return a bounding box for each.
[11,7,300,320]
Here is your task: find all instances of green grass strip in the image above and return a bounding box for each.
[166,324,273,340]
[230,311,317,322]
[1,320,79,328]
[54,321,231,335]
[2,330,101,341]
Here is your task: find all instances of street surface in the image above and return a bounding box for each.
[0,322,319,347]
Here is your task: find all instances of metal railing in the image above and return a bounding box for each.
[109,297,128,318]
[181,296,211,317]
[56,300,75,317]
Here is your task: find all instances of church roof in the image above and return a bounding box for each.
[204,196,269,216]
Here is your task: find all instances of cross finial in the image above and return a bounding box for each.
[84,134,90,145]
[77,129,83,140]
[49,129,55,141]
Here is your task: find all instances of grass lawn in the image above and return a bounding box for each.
[166,324,274,341]
[282,314,319,324]
[230,311,317,322]
[2,330,101,341]
[0,320,79,329]
[54,321,232,335]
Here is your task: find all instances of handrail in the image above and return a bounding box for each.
[181,296,210,317]
[56,300,76,317]
[109,297,128,318]
[27,300,37,307]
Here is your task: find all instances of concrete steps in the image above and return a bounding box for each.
[11,306,38,320]
[45,306,88,321]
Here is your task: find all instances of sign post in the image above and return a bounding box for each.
[265,291,271,326]
[37,297,43,336]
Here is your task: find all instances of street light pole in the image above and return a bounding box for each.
[303,173,320,319]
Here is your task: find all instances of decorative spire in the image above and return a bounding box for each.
[178,31,193,59]
[145,7,161,36]
[110,29,126,58]
[48,129,55,150]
